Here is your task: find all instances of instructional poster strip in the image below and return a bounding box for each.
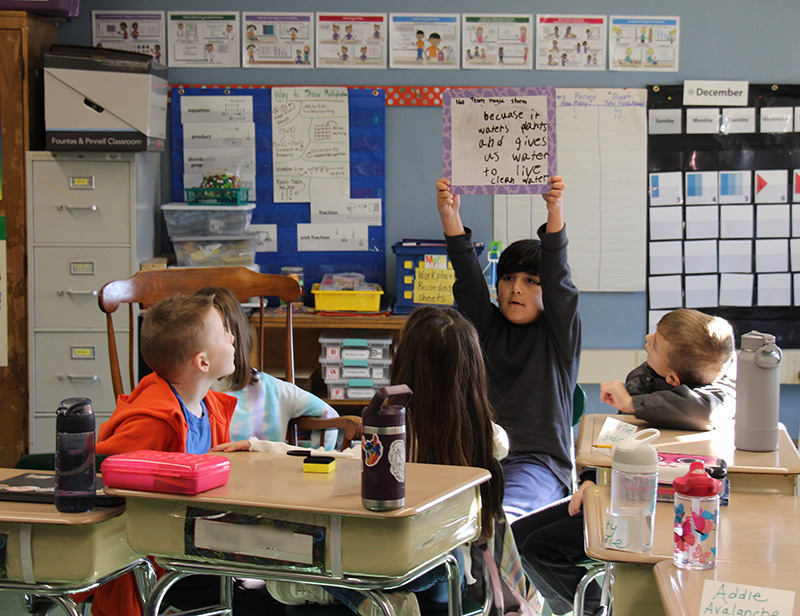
[535,14,607,71]
[92,10,166,62]
[242,12,314,68]
[609,15,679,72]
[461,14,532,70]
[316,13,388,69]
[442,87,557,194]
[168,12,240,68]
[389,13,460,69]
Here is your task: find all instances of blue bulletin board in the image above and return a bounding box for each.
[170,86,387,295]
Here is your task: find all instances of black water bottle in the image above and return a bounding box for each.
[55,397,96,513]
[361,385,412,511]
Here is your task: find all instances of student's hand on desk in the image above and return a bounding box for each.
[600,380,635,414]
[568,480,595,516]
[209,440,251,452]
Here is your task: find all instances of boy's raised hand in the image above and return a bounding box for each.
[436,177,466,236]
[543,175,566,233]
[600,379,635,414]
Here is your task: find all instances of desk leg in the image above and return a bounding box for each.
[132,558,157,609]
[22,594,81,616]
[144,570,232,616]
[610,563,665,616]
[444,554,463,616]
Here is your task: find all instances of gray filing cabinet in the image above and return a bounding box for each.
[26,151,161,452]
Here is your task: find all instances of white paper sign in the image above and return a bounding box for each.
[699,581,795,616]
[296,223,368,251]
[194,518,313,564]
[310,198,382,225]
[272,87,350,203]
[249,224,278,252]
[181,96,254,123]
[594,417,638,450]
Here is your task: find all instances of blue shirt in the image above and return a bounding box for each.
[169,384,211,454]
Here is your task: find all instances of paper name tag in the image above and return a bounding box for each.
[603,514,649,554]
[594,417,638,451]
[700,580,795,616]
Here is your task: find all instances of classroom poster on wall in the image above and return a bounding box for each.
[609,16,679,72]
[242,13,314,68]
[493,88,648,292]
[389,13,460,69]
[461,14,532,70]
[271,87,350,203]
[167,12,240,68]
[315,13,387,69]
[92,11,166,62]
[180,95,257,199]
[171,86,387,288]
[442,87,556,195]
[535,15,607,71]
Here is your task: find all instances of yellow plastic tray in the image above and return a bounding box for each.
[312,283,383,312]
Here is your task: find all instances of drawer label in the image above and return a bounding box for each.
[70,261,96,276]
[71,346,96,360]
[69,176,95,190]
[185,507,326,572]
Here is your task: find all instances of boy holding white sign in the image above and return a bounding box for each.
[512,308,735,616]
[436,174,580,522]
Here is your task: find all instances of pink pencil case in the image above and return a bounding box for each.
[101,450,231,495]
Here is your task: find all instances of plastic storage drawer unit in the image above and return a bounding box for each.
[327,378,390,400]
[319,330,393,362]
[320,356,392,381]
[162,203,255,237]
[172,234,257,267]
[101,450,231,495]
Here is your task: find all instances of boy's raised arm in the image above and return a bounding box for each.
[436,177,466,237]
[542,175,566,234]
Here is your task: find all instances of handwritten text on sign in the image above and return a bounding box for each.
[442,87,557,195]
[414,267,455,305]
[699,580,795,616]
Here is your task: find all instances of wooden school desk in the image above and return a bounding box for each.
[654,560,800,616]
[582,485,800,616]
[105,452,491,616]
[0,468,155,616]
[576,414,800,494]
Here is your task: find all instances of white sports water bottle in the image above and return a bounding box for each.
[735,331,781,452]
[608,428,660,553]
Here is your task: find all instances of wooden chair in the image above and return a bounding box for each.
[98,266,361,449]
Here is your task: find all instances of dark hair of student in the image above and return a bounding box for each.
[390,306,504,538]
[195,286,258,390]
[496,238,541,281]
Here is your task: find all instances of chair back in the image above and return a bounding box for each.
[98,266,301,399]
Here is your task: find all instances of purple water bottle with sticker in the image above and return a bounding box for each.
[361,385,412,511]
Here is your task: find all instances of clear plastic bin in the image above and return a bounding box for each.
[326,378,390,400]
[319,330,393,362]
[320,356,392,382]
[162,203,255,237]
[172,234,258,267]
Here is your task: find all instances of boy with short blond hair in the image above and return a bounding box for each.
[90,295,237,616]
[97,294,237,456]
[600,308,735,431]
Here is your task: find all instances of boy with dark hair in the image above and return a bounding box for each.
[436,175,581,522]
[513,308,735,616]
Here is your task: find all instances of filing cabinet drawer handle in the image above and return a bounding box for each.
[57,290,99,297]
[57,374,99,381]
[55,204,99,212]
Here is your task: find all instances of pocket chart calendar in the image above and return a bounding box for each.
[647,84,800,344]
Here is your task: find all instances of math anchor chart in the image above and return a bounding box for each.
[442,87,557,194]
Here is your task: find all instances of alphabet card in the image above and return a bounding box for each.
[442,87,557,194]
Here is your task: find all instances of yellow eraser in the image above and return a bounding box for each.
[303,456,336,473]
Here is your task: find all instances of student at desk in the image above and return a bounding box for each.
[512,309,735,616]
[86,295,237,616]
[436,175,581,521]
[197,287,339,449]
[217,307,528,616]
